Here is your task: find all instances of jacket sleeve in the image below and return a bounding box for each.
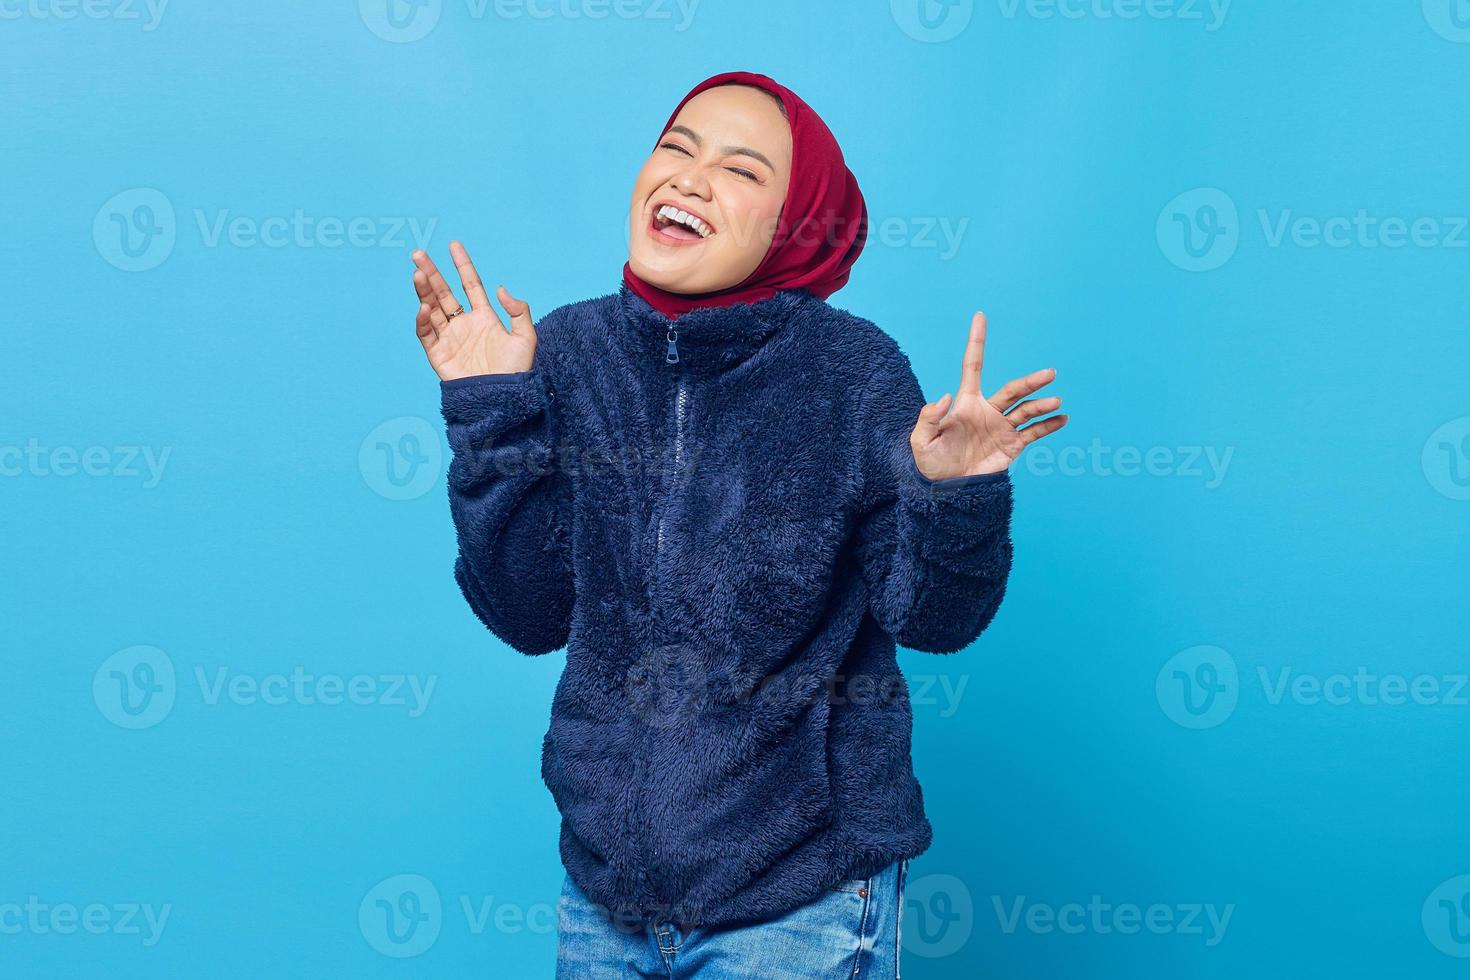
[854,346,1015,654]
[439,351,574,655]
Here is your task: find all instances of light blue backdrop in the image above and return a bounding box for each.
[4,1,1468,976]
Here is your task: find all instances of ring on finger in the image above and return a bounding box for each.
[447,306,466,320]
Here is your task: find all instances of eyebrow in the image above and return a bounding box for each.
[664,125,778,173]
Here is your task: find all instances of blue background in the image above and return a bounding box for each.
[4,1,1469,976]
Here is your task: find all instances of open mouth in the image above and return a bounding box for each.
[648,202,716,245]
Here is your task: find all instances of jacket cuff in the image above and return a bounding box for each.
[899,453,1013,544]
[439,369,549,430]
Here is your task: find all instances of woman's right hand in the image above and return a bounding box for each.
[413,241,536,381]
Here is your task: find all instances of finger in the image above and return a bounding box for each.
[413,250,463,318]
[416,302,435,349]
[497,285,535,338]
[957,311,986,396]
[412,269,435,305]
[988,368,1057,414]
[1006,396,1061,427]
[911,393,953,443]
[450,240,493,311]
[427,302,450,338]
[1018,413,1069,446]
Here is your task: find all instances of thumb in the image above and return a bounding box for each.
[912,393,952,441]
[497,285,536,337]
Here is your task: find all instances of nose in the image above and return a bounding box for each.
[670,166,712,201]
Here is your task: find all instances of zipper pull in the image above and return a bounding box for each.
[665,327,679,365]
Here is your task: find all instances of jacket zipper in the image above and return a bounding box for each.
[655,327,686,564]
[641,325,685,918]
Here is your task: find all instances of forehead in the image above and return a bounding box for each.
[670,86,793,160]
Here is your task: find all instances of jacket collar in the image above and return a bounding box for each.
[615,281,812,377]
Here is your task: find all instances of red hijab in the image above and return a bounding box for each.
[621,71,868,320]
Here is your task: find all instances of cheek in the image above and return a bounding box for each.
[632,159,669,201]
[722,190,783,255]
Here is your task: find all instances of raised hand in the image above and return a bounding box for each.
[910,312,1068,480]
[412,241,536,381]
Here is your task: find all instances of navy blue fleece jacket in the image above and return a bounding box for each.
[440,281,1014,929]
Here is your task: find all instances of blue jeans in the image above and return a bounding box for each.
[555,860,908,979]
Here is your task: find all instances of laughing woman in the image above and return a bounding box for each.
[409,71,1065,979]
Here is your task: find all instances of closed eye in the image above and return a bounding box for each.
[659,142,761,182]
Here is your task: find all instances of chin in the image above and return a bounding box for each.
[629,254,712,295]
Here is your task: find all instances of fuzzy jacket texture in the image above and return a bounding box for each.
[440,282,1014,929]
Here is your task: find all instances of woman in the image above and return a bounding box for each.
[409,70,1065,979]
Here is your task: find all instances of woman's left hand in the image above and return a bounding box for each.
[910,311,1069,480]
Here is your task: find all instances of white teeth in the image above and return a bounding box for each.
[656,204,712,238]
